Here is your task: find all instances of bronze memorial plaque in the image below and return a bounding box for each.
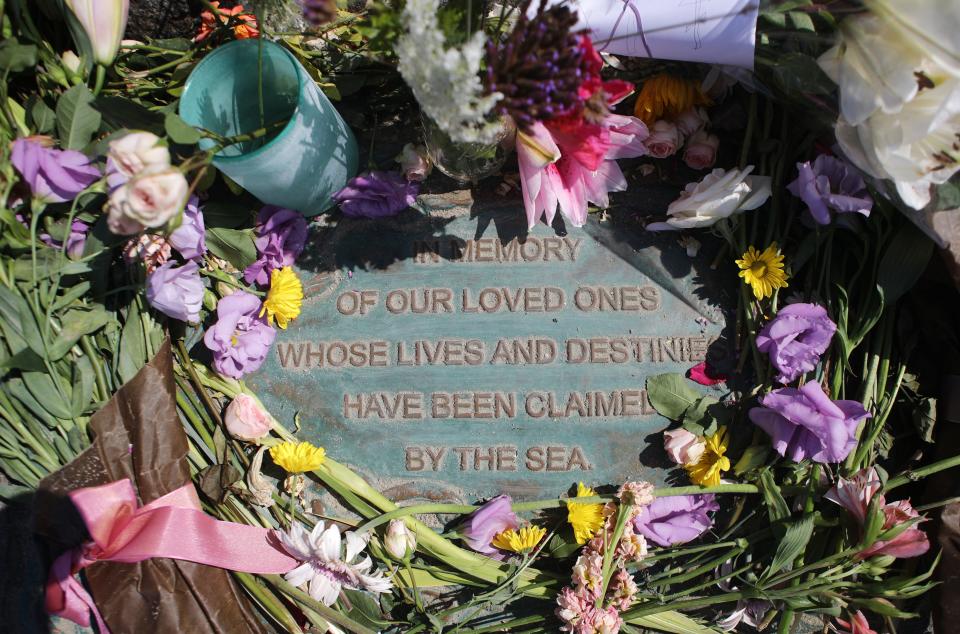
[247,195,732,502]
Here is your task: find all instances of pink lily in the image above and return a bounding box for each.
[858,499,930,559]
[835,610,878,634]
[825,467,884,525]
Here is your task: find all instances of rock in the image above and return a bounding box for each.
[125,0,201,42]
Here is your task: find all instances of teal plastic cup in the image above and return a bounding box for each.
[179,39,357,216]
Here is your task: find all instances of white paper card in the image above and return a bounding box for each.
[560,0,761,69]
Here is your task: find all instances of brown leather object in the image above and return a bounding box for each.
[37,340,268,634]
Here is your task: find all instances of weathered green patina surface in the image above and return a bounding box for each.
[247,192,733,502]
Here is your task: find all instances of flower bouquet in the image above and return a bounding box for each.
[0,0,958,633]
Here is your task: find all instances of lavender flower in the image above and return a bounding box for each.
[168,196,206,260]
[787,155,873,225]
[64,220,90,259]
[11,137,100,203]
[244,206,308,286]
[299,0,336,26]
[633,495,719,547]
[203,291,276,379]
[749,382,869,464]
[756,303,837,384]
[145,260,204,322]
[461,495,519,559]
[332,171,419,219]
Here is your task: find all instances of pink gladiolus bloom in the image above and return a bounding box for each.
[859,499,930,559]
[825,467,884,525]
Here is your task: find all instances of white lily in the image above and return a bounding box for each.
[64,0,130,66]
[280,521,392,606]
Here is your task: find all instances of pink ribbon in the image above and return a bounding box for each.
[45,479,298,632]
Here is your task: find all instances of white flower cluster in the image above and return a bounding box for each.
[819,0,960,210]
[396,0,503,144]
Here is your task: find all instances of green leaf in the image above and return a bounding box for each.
[206,227,257,271]
[0,347,46,373]
[164,111,202,145]
[770,53,836,95]
[56,84,102,150]
[0,38,38,72]
[788,11,816,31]
[646,373,702,421]
[47,306,111,360]
[766,515,815,578]
[912,397,936,442]
[877,221,933,304]
[70,355,96,417]
[759,468,790,522]
[203,201,255,229]
[22,371,73,419]
[93,96,165,134]
[117,301,147,383]
[27,95,57,134]
[627,610,717,633]
[734,444,770,475]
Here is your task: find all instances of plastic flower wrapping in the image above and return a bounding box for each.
[0,1,957,633]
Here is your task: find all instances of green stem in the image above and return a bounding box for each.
[265,574,378,634]
[92,64,106,96]
[887,454,960,490]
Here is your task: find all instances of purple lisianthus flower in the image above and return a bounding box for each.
[203,291,276,379]
[169,196,206,260]
[332,171,419,219]
[145,260,204,322]
[633,494,719,547]
[756,303,836,384]
[461,495,519,559]
[64,220,90,259]
[787,155,872,225]
[244,206,308,286]
[11,138,101,203]
[749,382,869,464]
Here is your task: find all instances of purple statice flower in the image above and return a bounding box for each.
[243,206,308,286]
[169,196,206,260]
[145,260,204,323]
[203,291,276,379]
[461,495,519,559]
[332,171,419,219]
[11,137,101,203]
[787,155,873,225]
[756,303,836,385]
[633,494,719,547]
[749,382,869,464]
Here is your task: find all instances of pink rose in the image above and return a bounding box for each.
[646,120,680,158]
[106,167,188,235]
[224,393,273,441]
[683,130,720,170]
[663,428,706,465]
[675,107,709,140]
[398,143,432,182]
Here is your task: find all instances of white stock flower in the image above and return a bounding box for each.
[646,167,771,231]
[108,131,171,180]
[396,0,502,144]
[280,521,392,606]
[106,167,188,235]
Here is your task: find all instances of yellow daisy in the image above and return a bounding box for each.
[491,525,546,554]
[269,441,326,473]
[685,426,730,487]
[565,482,605,545]
[633,74,710,125]
[260,266,303,329]
[736,244,789,300]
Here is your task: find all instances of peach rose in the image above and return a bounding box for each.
[224,394,273,442]
[683,130,720,170]
[664,428,706,465]
[646,120,680,158]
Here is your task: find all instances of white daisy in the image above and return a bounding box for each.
[280,521,392,606]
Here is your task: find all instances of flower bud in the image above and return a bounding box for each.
[64,0,130,66]
[663,428,706,466]
[384,519,416,559]
[398,144,432,182]
[224,393,273,442]
[108,131,171,181]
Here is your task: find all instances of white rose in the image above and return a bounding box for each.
[647,167,772,231]
[836,76,960,210]
[106,167,189,235]
[108,131,171,180]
